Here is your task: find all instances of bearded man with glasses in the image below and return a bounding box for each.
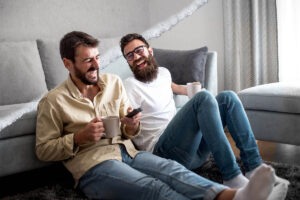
[121,33,289,200]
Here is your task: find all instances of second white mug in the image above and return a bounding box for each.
[187,82,202,99]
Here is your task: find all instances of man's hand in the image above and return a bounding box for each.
[74,117,105,145]
[120,107,141,135]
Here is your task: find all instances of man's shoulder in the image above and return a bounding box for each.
[158,67,170,75]
[100,73,122,84]
[38,81,68,107]
[124,75,138,86]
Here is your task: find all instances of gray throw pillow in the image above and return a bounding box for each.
[0,41,48,105]
[153,47,208,85]
[37,39,68,90]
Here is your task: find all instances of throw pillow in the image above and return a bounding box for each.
[37,37,122,90]
[153,47,208,85]
[0,41,48,105]
[37,39,68,90]
[100,56,133,80]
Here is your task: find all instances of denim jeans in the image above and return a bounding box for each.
[153,90,262,181]
[79,145,228,200]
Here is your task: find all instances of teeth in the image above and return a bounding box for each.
[137,60,145,65]
[138,61,145,66]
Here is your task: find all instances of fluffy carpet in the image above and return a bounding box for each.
[0,157,299,200]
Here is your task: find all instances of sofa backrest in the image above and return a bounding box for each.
[101,49,218,96]
[0,38,217,106]
[36,39,217,95]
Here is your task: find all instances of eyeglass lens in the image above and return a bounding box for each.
[125,46,146,61]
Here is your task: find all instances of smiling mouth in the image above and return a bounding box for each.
[136,61,147,69]
[86,70,98,79]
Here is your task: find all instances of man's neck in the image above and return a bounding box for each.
[71,76,100,101]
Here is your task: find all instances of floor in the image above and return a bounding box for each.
[226,132,300,166]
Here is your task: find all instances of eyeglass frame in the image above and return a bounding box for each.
[124,45,148,61]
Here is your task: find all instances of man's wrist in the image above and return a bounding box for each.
[73,131,82,145]
[123,123,139,135]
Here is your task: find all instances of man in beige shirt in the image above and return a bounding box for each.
[35,31,279,200]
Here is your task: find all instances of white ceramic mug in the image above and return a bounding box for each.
[187,82,202,99]
[101,116,120,138]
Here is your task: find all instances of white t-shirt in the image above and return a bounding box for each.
[124,67,176,152]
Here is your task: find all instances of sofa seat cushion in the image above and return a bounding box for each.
[0,41,48,105]
[0,103,37,140]
[238,82,300,114]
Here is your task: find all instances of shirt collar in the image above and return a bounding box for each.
[66,74,106,99]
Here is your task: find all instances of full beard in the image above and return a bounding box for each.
[74,66,99,85]
[132,55,158,83]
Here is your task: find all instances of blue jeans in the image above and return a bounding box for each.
[79,145,227,200]
[153,90,262,181]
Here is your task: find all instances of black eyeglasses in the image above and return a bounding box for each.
[124,45,147,61]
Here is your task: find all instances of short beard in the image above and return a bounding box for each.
[132,55,158,83]
[74,65,99,85]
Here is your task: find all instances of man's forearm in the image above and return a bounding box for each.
[171,82,187,95]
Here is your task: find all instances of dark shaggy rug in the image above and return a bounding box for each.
[0,157,299,200]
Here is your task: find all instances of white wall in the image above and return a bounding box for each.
[0,0,224,90]
[0,0,150,41]
[148,0,194,27]
[149,0,225,91]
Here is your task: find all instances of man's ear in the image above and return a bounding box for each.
[148,46,154,56]
[62,58,73,71]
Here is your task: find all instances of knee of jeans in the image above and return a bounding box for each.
[194,90,218,108]
[79,160,122,189]
[216,90,239,103]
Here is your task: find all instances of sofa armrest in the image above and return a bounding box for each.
[205,51,218,96]
[173,94,189,111]
[174,51,218,109]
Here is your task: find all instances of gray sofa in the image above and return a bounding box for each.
[0,39,217,178]
[238,82,300,146]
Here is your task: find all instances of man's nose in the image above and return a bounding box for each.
[133,52,141,61]
[92,58,100,69]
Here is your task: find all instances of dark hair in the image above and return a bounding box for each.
[120,33,149,55]
[59,31,99,62]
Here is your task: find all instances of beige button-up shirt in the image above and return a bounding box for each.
[36,73,140,186]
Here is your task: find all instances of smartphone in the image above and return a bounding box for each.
[125,107,143,118]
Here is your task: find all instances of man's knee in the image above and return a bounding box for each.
[194,90,218,108]
[216,90,240,105]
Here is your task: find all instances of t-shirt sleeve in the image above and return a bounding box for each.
[160,67,172,84]
[124,78,142,109]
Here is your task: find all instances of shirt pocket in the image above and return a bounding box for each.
[102,99,121,116]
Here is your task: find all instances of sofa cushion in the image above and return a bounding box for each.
[238,82,300,114]
[0,103,37,140]
[98,37,120,57]
[37,39,68,90]
[101,56,133,80]
[153,47,208,85]
[0,41,48,105]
